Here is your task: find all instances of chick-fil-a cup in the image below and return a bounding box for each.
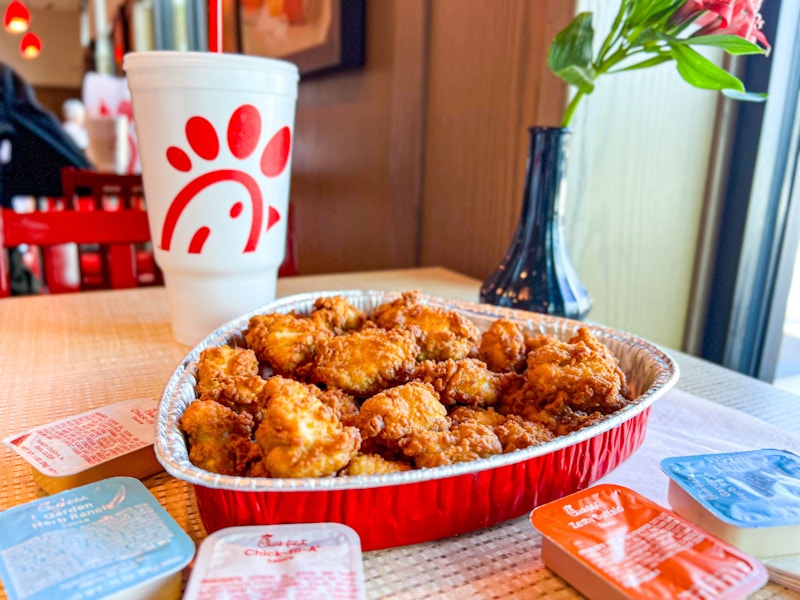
[124,51,299,345]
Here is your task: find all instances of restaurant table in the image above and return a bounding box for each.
[1,266,799,599]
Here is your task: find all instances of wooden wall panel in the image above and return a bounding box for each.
[32,86,83,121]
[290,0,426,274]
[291,0,573,279]
[419,0,573,281]
[0,8,84,88]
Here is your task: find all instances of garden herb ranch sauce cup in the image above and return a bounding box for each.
[183,523,366,599]
[661,448,800,558]
[530,484,768,600]
[0,477,195,600]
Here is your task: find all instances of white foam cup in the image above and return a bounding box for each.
[123,51,299,345]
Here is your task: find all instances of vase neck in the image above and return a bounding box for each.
[521,127,570,225]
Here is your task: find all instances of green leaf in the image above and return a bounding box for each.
[598,0,632,62]
[552,65,596,94]
[548,12,595,93]
[682,34,766,55]
[612,54,673,72]
[670,42,745,91]
[628,0,684,29]
[722,89,768,102]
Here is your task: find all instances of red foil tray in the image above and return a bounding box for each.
[193,409,649,550]
[157,291,678,551]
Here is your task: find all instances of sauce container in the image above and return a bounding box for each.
[0,477,195,600]
[3,398,162,494]
[762,554,800,592]
[530,483,768,600]
[184,523,366,599]
[661,448,800,558]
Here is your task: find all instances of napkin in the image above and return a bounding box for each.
[600,387,800,504]
[599,387,800,590]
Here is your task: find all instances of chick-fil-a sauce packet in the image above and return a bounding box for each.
[183,523,366,600]
[530,484,768,600]
[661,449,800,558]
[3,398,161,494]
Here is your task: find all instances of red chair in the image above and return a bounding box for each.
[61,168,299,279]
[1,168,298,296]
[0,188,155,297]
[60,167,161,291]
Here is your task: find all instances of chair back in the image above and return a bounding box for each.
[0,168,158,296]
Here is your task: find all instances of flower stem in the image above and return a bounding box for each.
[562,90,584,127]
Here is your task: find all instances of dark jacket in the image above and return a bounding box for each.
[0,63,91,207]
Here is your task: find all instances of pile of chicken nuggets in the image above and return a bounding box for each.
[180,291,630,479]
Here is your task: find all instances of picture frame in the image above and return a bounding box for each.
[236,0,365,77]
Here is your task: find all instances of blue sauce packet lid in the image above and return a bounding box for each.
[660,449,800,528]
[0,477,195,600]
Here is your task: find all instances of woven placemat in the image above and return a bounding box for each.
[2,287,799,599]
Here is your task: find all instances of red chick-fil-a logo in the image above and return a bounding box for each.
[249,533,319,562]
[160,104,291,255]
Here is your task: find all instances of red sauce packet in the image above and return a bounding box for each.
[530,484,768,600]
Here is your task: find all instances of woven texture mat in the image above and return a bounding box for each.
[1,286,799,599]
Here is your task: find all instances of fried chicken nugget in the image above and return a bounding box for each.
[196,345,260,382]
[341,453,412,476]
[479,318,527,373]
[449,406,507,428]
[449,406,553,453]
[524,327,628,415]
[373,291,480,361]
[495,384,603,435]
[181,400,261,475]
[245,313,331,377]
[400,421,502,468]
[311,328,420,397]
[309,295,366,334]
[318,388,361,427]
[493,415,554,453]
[255,376,360,478]
[412,358,520,407]
[356,381,448,448]
[194,346,266,416]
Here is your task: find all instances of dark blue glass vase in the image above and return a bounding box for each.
[480,126,591,320]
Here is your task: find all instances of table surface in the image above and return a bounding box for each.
[1,267,799,599]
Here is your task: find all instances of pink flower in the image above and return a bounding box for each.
[672,0,770,52]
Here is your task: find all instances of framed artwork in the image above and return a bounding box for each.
[237,0,365,77]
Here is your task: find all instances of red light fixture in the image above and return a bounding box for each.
[3,0,30,34]
[20,31,41,58]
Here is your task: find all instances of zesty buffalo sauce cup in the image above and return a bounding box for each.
[530,484,768,600]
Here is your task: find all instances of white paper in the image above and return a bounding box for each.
[598,388,800,508]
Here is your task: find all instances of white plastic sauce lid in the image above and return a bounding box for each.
[184,523,366,599]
